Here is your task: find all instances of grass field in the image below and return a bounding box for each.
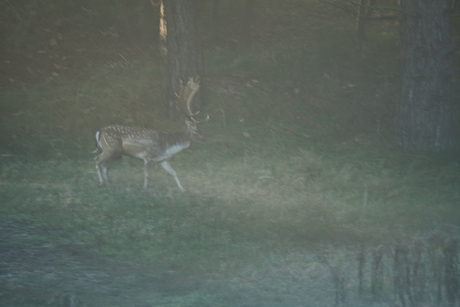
[1,0,459,306]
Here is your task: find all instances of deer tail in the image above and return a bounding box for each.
[91,130,102,153]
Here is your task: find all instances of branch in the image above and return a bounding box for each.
[6,0,22,22]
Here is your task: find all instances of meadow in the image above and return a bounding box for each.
[0,0,459,306]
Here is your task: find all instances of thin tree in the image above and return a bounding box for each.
[160,0,204,120]
[239,0,256,48]
[322,0,455,150]
[397,0,454,151]
[212,0,221,45]
[322,1,399,51]
[356,0,376,56]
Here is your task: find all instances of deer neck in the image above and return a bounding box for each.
[162,126,192,150]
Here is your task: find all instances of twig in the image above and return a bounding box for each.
[133,43,150,59]
[279,123,312,139]
[118,53,129,64]
[217,108,226,127]
[6,0,22,22]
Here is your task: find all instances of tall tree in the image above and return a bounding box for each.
[239,0,256,48]
[212,0,221,45]
[356,0,375,56]
[397,0,454,151]
[161,0,204,120]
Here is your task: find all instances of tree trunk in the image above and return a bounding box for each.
[212,0,221,45]
[160,0,204,120]
[397,0,454,151]
[239,0,256,48]
[356,0,375,56]
[356,0,369,46]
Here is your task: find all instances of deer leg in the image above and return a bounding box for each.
[144,160,151,189]
[160,161,185,192]
[102,164,110,187]
[96,164,105,187]
[95,155,121,188]
[94,156,106,187]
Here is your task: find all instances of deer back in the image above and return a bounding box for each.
[97,124,196,162]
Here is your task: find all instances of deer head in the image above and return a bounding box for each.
[176,77,209,143]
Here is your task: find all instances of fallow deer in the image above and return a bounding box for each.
[93,77,208,192]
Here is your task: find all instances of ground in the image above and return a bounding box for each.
[0,218,203,306]
[1,217,341,307]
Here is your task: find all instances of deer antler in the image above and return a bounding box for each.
[190,114,209,124]
[185,77,200,117]
[176,77,200,117]
[175,77,209,124]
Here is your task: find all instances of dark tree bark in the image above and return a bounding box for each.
[356,0,369,45]
[239,0,256,48]
[397,0,454,151]
[212,0,221,45]
[161,0,204,120]
[356,0,375,56]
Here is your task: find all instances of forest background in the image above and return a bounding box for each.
[0,0,460,306]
